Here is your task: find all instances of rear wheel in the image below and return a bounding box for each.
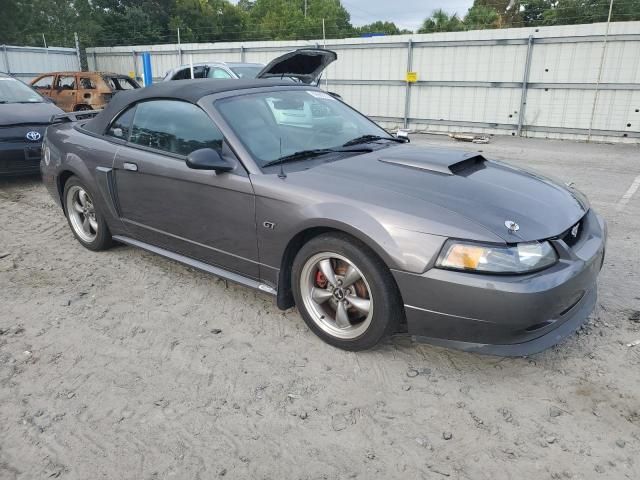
[63,176,112,251]
[292,233,402,351]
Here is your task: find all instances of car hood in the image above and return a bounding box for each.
[0,102,63,126]
[295,145,588,243]
[257,48,337,84]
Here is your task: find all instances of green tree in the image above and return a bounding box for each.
[245,0,352,41]
[168,0,247,42]
[3,0,640,50]
[353,21,411,36]
[418,9,464,33]
[471,1,522,27]
[237,0,256,11]
[542,0,640,26]
[0,0,90,47]
[464,4,501,30]
[521,0,555,26]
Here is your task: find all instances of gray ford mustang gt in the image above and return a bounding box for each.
[40,53,606,355]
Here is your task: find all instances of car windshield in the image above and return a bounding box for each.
[215,89,393,167]
[229,66,263,79]
[0,77,44,103]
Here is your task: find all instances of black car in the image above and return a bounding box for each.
[0,72,63,176]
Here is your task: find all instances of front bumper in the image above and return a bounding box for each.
[0,142,42,176]
[393,209,606,356]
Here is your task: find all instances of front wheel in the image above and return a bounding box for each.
[292,233,402,351]
[63,176,112,251]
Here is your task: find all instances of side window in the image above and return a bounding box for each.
[33,75,54,89]
[173,68,192,80]
[193,66,208,79]
[79,77,96,89]
[130,100,223,156]
[106,77,137,90]
[106,106,136,140]
[208,67,232,79]
[56,76,76,90]
[115,77,138,90]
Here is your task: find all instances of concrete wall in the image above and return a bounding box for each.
[86,22,640,143]
[1,45,80,83]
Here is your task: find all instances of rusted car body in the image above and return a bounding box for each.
[30,72,140,112]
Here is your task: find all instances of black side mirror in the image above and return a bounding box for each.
[186,148,233,172]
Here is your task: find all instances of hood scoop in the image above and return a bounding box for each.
[379,147,486,175]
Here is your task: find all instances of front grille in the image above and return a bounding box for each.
[0,157,41,174]
[557,217,584,248]
[0,125,46,143]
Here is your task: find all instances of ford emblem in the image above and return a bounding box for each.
[505,220,520,232]
[25,131,42,142]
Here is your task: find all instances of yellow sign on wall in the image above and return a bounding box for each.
[406,71,418,83]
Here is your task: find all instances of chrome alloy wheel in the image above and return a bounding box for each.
[300,252,373,339]
[66,185,98,243]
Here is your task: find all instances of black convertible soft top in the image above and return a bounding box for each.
[83,78,300,135]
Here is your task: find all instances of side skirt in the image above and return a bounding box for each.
[112,235,277,296]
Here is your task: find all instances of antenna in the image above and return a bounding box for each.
[278,137,287,179]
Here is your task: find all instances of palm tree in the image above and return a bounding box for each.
[418,9,464,33]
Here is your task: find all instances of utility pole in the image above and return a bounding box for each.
[74,32,82,71]
[304,0,308,17]
[322,18,326,48]
[43,34,48,71]
[588,0,614,142]
[322,18,327,89]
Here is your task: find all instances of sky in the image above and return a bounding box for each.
[227,1,476,32]
[340,0,475,31]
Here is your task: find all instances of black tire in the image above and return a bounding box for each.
[291,232,403,351]
[62,176,113,251]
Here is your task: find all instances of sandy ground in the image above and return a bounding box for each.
[1,133,639,480]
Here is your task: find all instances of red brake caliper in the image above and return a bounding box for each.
[315,270,328,289]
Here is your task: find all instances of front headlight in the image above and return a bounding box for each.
[42,144,50,166]
[436,240,558,274]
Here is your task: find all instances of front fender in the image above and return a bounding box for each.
[292,202,445,273]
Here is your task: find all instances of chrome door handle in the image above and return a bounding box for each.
[123,162,138,172]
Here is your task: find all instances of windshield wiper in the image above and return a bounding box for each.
[342,134,407,147]
[262,147,371,168]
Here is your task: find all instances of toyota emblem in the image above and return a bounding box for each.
[25,131,42,142]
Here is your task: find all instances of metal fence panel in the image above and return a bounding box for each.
[1,45,79,83]
[85,21,640,143]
